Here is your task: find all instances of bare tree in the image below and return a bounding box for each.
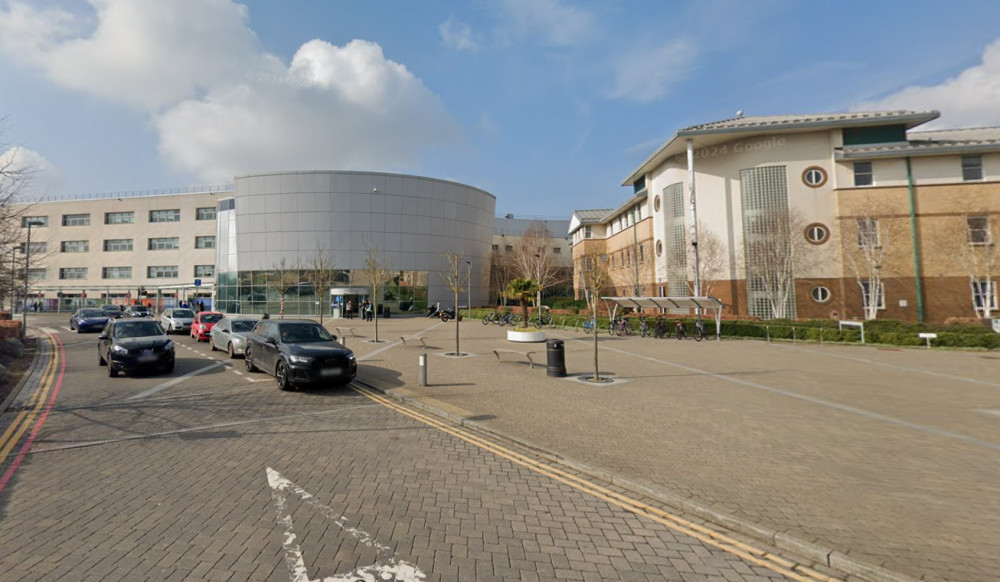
[742,208,815,320]
[694,222,726,299]
[933,214,1000,318]
[361,239,396,342]
[268,257,301,319]
[302,244,337,325]
[511,222,564,313]
[1,121,37,313]
[439,251,472,355]
[489,250,515,306]
[842,198,900,320]
[580,249,611,381]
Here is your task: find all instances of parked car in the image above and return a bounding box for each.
[244,319,356,390]
[97,318,175,377]
[124,305,153,318]
[191,311,224,341]
[209,316,258,358]
[70,308,110,333]
[99,304,122,319]
[160,308,196,334]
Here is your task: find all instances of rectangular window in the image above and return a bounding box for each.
[19,242,46,254]
[149,209,181,223]
[147,266,179,279]
[61,240,89,253]
[105,211,134,224]
[218,198,235,211]
[861,280,885,310]
[59,267,88,280]
[194,265,215,277]
[102,266,132,280]
[853,161,874,186]
[639,244,645,263]
[584,225,592,239]
[195,236,215,249]
[103,238,134,252]
[553,246,562,253]
[148,237,180,250]
[505,245,513,252]
[62,213,90,226]
[196,207,217,220]
[973,280,997,310]
[21,216,48,227]
[962,155,983,181]
[27,268,45,281]
[857,218,880,247]
[491,244,499,251]
[967,216,991,245]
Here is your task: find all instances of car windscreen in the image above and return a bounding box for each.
[231,320,256,332]
[80,309,105,317]
[278,323,334,342]
[172,310,195,318]
[201,313,224,323]
[113,321,164,338]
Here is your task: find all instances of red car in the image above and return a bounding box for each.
[191,311,224,341]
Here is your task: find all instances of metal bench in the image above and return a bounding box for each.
[335,327,358,338]
[492,349,536,369]
[400,336,428,349]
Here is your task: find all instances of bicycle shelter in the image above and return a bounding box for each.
[601,296,725,340]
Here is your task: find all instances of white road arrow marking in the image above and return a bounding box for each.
[266,467,426,582]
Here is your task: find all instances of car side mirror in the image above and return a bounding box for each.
[266,337,277,345]
[331,335,338,341]
[98,334,108,340]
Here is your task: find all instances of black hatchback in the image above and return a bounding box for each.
[98,318,175,377]
[244,319,356,390]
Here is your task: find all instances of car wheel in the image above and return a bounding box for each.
[77,326,83,334]
[228,343,236,359]
[245,348,259,372]
[98,351,106,366]
[162,360,174,374]
[275,361,293,391]
[107,355,118,378]
[210,339,217,351]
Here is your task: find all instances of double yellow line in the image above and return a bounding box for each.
[0,334,58,468]
[353,383,843,582]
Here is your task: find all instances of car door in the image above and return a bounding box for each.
[250,322,277,373]
[212,319,229,349]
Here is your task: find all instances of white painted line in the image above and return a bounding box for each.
[267,467,426,582]
[233,370,244,376]
[125,361,226,401]
[357,320,445,362]
[42,327,64,334]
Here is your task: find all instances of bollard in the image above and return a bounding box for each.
[546,339,566,378]
[418,353,427,386]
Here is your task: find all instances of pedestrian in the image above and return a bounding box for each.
[345,300,353,320]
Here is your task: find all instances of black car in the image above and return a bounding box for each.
[244,319,356,390]
[124,305,153,318]
[70,308,110,333]
[98,318,175,377]
[100,304,122,319]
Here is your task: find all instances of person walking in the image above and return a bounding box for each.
[345,300,353,320]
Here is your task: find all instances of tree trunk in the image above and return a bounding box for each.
[372,284,379,342]
[592,305,599,381]
[455,287,461,354]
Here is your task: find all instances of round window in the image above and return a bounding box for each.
[653,195,661,213]
[802,166,828,188]
[655,240,663,257]
[811,286,831,303]
[804,223,829,245]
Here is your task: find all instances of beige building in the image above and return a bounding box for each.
[571,110,1000,323]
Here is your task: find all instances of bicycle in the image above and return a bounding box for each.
[482,311,504,325]
[653,317,668,339]
[608,316,631,336]
[581,316,596,334]
[532,312,554,329]
[674,320,687,340]
[636,317,651,338]
[693,318,706,342]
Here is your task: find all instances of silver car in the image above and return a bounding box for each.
[210,316,258,358]
[160,308,196,334]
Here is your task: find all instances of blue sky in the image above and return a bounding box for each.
[2,0,1000,218]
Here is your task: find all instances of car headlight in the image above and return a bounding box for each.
[111,345,129,355]
[288,355,312,365]
[164,340,174,351]
[347,354,356,361]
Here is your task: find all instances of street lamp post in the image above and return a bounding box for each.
[22,221,43,340]
[534,253,541,325]
[465,260,472,321]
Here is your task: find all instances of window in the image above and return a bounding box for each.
[654,195,661,212]
[147,266,179,279]
[811,286,831,303]
[27,268,45,281]
[491,244,499,251]
[505,245,513,252]
[103,238,134,252]
[853,161,873,186]
[218,198,235,211]
[196,207,217,220]
[195,236,215,249]
[804,223,830,244]
[857,218,879,247]
[639,244,645,263]
[19,242,46,254]
[59,267,88,280]
[21,216,48,227]
[61,214,89,227]
[967,216,991,245]
[860,280,885,310]
[105,211,134,224]
[150,209,181,223]
[102,266,132,280]
[61,240,89,253]
[194,265,215,277]
[149,237,180,250]
[553,246,562,254]
[584,226,592,239]
[655,240,663,256]
[962,155,983,181]
[973,280,997,310]
[802,166,828,188]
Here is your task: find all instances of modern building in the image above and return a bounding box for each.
[8,171,496,315]
[571,110,1000,323]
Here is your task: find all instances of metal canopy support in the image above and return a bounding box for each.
[602,296,725,340]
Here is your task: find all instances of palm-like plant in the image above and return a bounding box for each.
[505,278,538,328]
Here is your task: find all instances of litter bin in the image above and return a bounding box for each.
[546,339,566,377]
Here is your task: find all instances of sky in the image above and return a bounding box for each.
[2,0,1000,218]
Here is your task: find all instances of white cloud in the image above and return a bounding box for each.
[858,38,1000,128]
[155,39,460,181]
[439,18,478,52]
[495,0,596,47]
[607,39,698,103]
[0,146,63,198]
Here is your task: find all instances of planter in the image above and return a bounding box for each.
[507,329,546,343]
